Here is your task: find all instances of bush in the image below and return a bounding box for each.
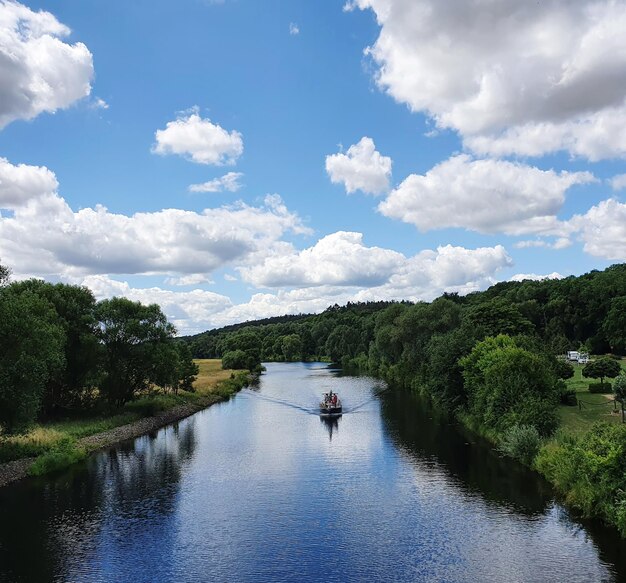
[498,424,542,465]
[589,382,613,393]
[535,422,626,535]
[29,441,86,476]
[558,381,577,405]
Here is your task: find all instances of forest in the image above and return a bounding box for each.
[184,263,626,534]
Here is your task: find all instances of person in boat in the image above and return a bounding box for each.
[331,393,337,406]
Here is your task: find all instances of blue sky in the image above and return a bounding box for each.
[1,0,625,333]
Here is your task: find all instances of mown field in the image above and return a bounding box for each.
[558,358,626,435]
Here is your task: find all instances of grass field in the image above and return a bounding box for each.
[0,359,244,465]
[558,359,626,435]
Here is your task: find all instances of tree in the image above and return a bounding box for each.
[281,334,302,361]
[95,298,176,407]
[9,280,99,414]
[222,349,249,370]
[0,287,64,432]
[614,372,626,403]
[602,297,626,355]
[554,358,575,380]
[176,342,199,392]
[582,357,621,387]
[461,335,560,435]
[0,261,9,286]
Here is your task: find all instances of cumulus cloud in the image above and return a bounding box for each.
[153,108,243,165]
[325,137,392,195]
[348,0,626,159]
[289,22,300,35]
[378,155,594,235]
[83,275,233,335]
[610,174,626,191]
[0,157,58,207]
[569,199,626,260]
[514,238,572,250]
[165,274,212,286]
[242,231,405,288]
[510,273,563,282]
[81,243,512,334]
[0,160,308,279]
[242,230,512,299]
[0,1,93,129]
[189,172,243,193]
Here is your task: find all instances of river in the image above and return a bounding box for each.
[1,362,625,582]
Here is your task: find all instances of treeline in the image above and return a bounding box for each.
[186,263,626,372]
[0,265,197,433]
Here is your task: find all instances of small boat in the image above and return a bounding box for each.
[320,391,342,416]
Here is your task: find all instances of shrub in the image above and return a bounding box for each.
[29,441,86,476]
[535,422,626,535]
[498,424,542,466]
[558,381,577,405]
[588,382,613,394]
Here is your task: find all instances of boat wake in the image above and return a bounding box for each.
[240,387,389,415]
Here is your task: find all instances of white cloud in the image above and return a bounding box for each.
[165,274,212,286]
[570,199,626,260]
[91,97,109,110]
[81,243,512,333]
[0,160,309,279]
[610,173,626,191]
[0,1,93,129]
[510,272,563,282]
[354,244,513,302]
[242,231,405,288]
[0,157,58,207]
[378,155,594,235]
[82,275,233,336]
[325,137,392,195]
[514,237,572,250]
[289,22,300,35]
[348,0,626,159]
[153,108,243,165]
[189,172,243,193]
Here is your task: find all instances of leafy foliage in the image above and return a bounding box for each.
[583,357,622,386]
[536,423,626,535]
[498,424,542,466]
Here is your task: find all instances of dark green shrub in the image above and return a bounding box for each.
[558,381,577,405]
[498,424,542,465]
[589,382,613,394]
[29,442,86,476]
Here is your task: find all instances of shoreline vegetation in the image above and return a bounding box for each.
[183,263,626,536]
[0,360,251,488]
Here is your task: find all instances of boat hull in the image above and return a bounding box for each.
[319,405,342,416]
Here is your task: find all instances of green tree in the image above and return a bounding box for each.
[176,342,199,392]
[9,280,99,414]
[602,297,626,355]
[95,298,176,406]
[281,334,302,361]
[614,372,626,403]
[582,357,622,386]
[222,349,249,370]
[0,261,9,286]
[0,288,64,432]
[461,335,559,435]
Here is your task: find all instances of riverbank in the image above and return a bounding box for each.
[0,360,251,488]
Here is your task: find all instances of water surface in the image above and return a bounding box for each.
[1,362,625,582]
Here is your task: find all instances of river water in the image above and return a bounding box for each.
[1,362,626,582]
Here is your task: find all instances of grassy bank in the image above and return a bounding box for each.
[557,360,626,435]
[0,359,249,477]
[528,358,626,535]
